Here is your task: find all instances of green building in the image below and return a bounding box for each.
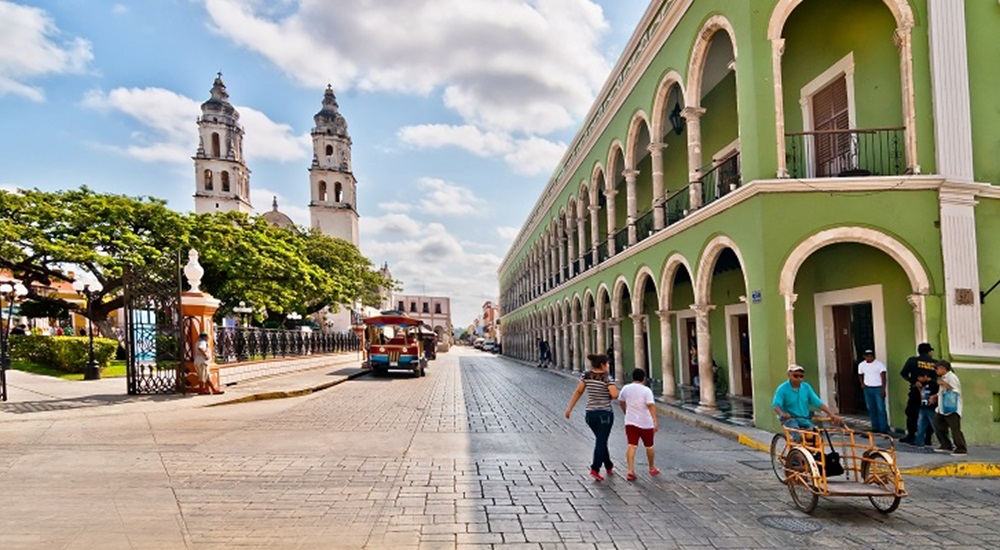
[498,0,1000,444]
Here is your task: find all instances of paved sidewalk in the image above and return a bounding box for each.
[0,352,368,420]
[518,359,1000,478]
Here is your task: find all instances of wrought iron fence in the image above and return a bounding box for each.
[665,185,691,225]
[583,248,594,271]
[213,327,361,365]
[635,209,655,243]
[785,127,905,179]
[597,239,609,263]
[613,227,629,252]
[700,152,741,206]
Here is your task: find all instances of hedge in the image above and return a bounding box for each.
[9,336,118,374]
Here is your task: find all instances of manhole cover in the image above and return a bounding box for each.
[738,460,773,471]
[757,515,822,534]
[678,471,725,482]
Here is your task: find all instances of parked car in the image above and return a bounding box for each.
[482,340,497,353]
[473,338,485,350]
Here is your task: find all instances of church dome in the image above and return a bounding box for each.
[262,196,294,229]
[201,73,239,119]
[313,85,348,137]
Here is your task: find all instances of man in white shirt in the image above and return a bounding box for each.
[857,349,888,433]
[194,332,221,394]
[618,368,659,481]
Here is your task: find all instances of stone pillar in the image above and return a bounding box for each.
[180,249,223,394]
[595,319,607,356]
[927,0,971,180]
[683,107,707,210]
[940,186,982,354]
[566,216,577,276]
[692,303,716,410]
[561,318,571,370]
[582,320,592,360]
[577,207,587,270]
[894,24,920,174]
[610,317,623,382]
[630,313,646,376]
[657,309,676,399]
[589,204,601,265]
[571,321,581,372]
[558,233,567,284]
[771,38,789,178]
[648,143,666,229]
[783,293,798,366]
[623,169,639,245]
[606,188,618,256]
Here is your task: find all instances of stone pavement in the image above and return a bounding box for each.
[2,349,1000,549]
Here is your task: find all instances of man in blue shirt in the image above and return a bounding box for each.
[772,364,841,430]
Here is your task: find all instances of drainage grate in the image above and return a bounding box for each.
[678,471,725,483]
[757,515,822,534]
[738,460,774,471]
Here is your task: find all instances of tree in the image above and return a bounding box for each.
[0,187,185,337]
[298,231,394,315]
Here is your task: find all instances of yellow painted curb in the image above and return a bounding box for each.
[901,462,1000,477]
[738,434,770,453]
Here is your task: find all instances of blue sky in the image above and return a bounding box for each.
[0,0,647,326]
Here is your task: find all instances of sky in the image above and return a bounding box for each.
[0,0,648,328]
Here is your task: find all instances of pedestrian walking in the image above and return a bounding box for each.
[932,360,967,456]
[606,345,616,381]
[618,368,660,481]
[194,332,222,395]
[537,338,551,368]
[565,353,619,481]
[912,370,939,448]
[899,342,936,444]
[857,349,889,433]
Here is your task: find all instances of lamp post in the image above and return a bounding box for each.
[71,274,104,380]
[286,311,302,328]
[1,281,29,401]
[233,300,253,327]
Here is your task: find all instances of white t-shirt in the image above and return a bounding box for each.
[857,359,886,387]
[618,383,655,429]
[196,339,211,364]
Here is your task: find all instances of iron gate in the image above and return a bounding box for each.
[123,253,185,394]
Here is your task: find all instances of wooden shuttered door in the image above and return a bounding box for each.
[812,75,852,177]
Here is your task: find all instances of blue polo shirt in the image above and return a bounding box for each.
[772,380,823,421]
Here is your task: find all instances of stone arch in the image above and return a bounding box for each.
[651,70,687,140]
[632,266,659,314]
[686,14,739,108]
[606,141,626,190]
[583,289,596,320]
[778,226,931,296]
[590,163,605,200]
[625,111,652,169]
[658,253,696,310]
[611,275,632,316]
[695,234,750,305]
[767,0,914,40]
[596,283,612,320]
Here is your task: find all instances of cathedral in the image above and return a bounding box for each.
[192,73,359,246]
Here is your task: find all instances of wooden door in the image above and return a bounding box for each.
[737,314,752,397]
[812,75,852,176]
[832,305,861,413]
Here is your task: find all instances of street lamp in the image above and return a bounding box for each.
[286,311,302,326]
[1,281,28,402]
[71,274,104,381]
[233,300,253,327]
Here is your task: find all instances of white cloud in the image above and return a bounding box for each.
[0,1,92,101]
[251,187,310,226]
[416,177,486,217]
[81,87,309,164]
[504,136,567,176]
[111,4,128,15]
[377,201,412,213]
[203,0,610,135]
[496,226,520,240]
[360,213,500,325]
[398,124,512,158]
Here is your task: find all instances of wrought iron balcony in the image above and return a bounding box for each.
[665,185,691,225]
[785,127,905,179]
[597,239,609,263]
[700,152,741,206]
[613,227,629,252]
[635,209,656,243]
[583,248,594,271]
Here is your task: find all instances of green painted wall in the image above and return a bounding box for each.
[977,197,1000,343]
[965,0,1000,186]
[700,71,740,165]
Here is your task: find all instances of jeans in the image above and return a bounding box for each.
[585,410,615,472]
[780,416,813,443]
[863,386,889,433]
[914,408,937,446]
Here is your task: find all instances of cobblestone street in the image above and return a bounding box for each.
[2,348,1000,549]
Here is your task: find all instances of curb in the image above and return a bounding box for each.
[900,462,1000,477]
[206,370,370,407]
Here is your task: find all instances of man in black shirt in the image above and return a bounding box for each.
[899,342,936,444]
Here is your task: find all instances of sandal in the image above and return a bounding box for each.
[626,473,637,482]
[589,470,604,482]
[649,468,661,476]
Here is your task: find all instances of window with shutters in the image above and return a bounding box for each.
[811,75,853,176]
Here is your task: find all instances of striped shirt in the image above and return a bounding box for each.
[582,371,613,411]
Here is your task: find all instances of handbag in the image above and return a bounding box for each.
[941,390,959,415]
[815,430,845,477]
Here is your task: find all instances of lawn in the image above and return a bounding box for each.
[13,359,128,380]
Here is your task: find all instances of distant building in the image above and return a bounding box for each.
[395,294,452,346]
[481,300,500,341]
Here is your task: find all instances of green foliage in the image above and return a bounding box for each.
[17,300,70,320]
[9,336,118,374]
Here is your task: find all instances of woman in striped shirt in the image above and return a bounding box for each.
[565,354,620,481]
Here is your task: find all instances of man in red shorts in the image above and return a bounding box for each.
[618,368,660,481]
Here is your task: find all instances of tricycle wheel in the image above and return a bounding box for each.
[862,450,901,514]
[785,448,819,514]
[770,433,788,483]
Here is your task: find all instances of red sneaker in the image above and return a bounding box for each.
[626,473,637,482]
[649,468,661,476]
[606,466,614,477]
[589,470,604,482]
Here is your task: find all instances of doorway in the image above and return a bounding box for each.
[831,303,874,414]
[725,303,753,398]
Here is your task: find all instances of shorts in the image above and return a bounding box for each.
[625,424,655,447]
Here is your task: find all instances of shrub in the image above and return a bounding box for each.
[9,336,118,374]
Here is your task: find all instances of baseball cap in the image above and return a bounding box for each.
[863,349,874,355]
[787,364,805,372]
[918,342,934,353]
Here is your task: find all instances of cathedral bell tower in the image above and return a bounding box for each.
[193,73,253,214]
[308,85,359,245]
